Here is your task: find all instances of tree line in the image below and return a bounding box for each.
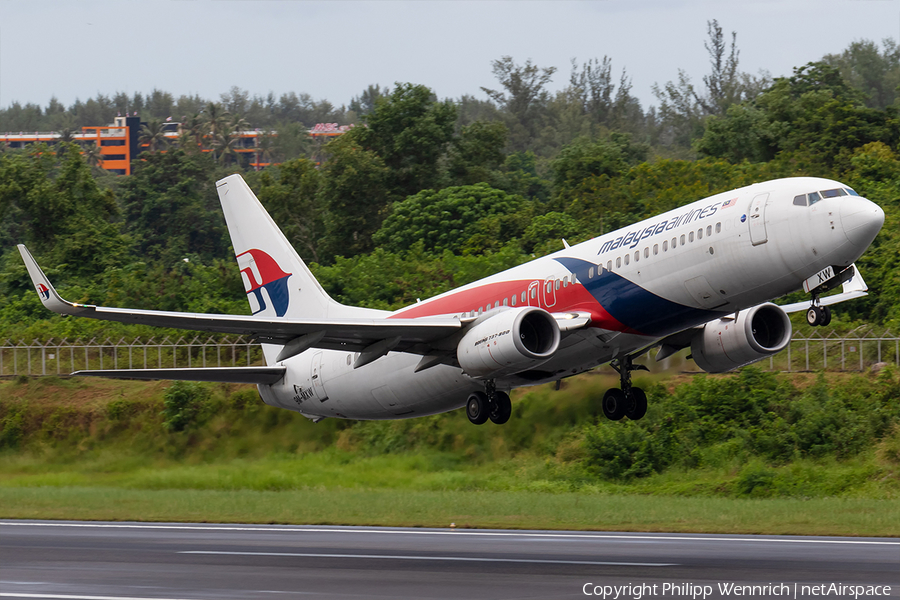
[1,24,899,341]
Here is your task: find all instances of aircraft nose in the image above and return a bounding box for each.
[841,197,885,249]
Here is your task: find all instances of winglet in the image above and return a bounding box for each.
[16,245,85,316]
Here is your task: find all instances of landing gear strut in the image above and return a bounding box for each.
[806,298,832,327]
[466,380,512,425]
[603,355,648,421]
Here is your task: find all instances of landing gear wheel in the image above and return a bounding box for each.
[466,391,489,425]
[820,305,832,326]
[806,305,823,326]
[489,391,512,425]
[625,387,648,420]
[602,388,627,421]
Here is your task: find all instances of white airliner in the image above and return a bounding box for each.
[19,174,884,424]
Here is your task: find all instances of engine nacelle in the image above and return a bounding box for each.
[458,307,560,379]
[691,303,792,373]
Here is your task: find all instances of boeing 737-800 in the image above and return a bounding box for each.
[18,174,884,424]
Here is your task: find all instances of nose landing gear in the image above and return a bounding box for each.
[806,301,832,327]
[603,355,648,421]
[466,380,512,425]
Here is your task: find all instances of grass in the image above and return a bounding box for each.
[1,486,897,536]
[2,371,899,535]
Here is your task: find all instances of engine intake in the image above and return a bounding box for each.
[458,307,560,378]
[691,303,792,373]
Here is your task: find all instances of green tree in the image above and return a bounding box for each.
[446,120,508,186]
[317,134,390,259]
[256,158,325,262]
[118,149,227,264]
[0,144,128,279]
[550,133,648,210]
[823,39,900,109]
[373,183,529,254]
[482,56,557,151]
[139,119,170,152]
[696,62,900,170]
[353,83,458,199]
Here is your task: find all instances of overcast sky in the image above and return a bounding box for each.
[1,0,899,117]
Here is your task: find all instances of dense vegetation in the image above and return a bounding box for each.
[1,369,898,500]
[1,26,899,345]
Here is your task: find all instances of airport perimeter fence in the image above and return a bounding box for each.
[0,336,263,377]
[0,329,898,378]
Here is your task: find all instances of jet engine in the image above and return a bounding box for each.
[691,303,792,373]
[458,307,560,378]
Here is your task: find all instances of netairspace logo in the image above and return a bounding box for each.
[582,582,893,599]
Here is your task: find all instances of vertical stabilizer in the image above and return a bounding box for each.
[216,174,347,323]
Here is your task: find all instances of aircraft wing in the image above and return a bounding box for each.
[18,245,462,356]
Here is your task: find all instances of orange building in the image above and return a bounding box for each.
[1,119,351,174]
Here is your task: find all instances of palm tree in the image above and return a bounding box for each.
[202,102,229,159]
[139,119,169,152]
[81,142,104,167]
[179,113,204,152]
[255,129,278,169]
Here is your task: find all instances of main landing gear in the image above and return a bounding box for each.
[806,300,832,327]
[466,380,512,425]
[603,355,648,421]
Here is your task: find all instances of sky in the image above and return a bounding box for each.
[1,0,899,117]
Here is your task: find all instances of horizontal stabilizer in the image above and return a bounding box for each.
[72,367,286,384]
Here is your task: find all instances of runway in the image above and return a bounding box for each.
[1,520,897,599]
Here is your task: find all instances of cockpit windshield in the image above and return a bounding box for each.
[792,188,857,206]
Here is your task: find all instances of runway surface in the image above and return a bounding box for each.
[0,520,897,599]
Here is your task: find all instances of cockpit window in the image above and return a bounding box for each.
[808,191,821,205]
[793,194,808,206]
[821,188,847,199]
[846,188,860,197]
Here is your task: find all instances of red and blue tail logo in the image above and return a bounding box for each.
[236,249,292,317]
[37,283,50,301]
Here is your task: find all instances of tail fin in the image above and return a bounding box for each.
[216,174,350,321]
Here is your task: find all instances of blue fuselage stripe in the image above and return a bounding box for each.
[554,257,723,337]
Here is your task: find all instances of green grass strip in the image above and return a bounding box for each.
[2,486,898,536]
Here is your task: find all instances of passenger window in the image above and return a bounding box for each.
[706,225,712,236]
[522,291,527,303]
[715,222,721,234]
[663,240,668,251]
[554,280,560,290]
[503,298,508,306]
[511,295,516,306]
[808,192,821,205]
[530,288,536,299]
[478,307,483,314]
[495,301,500,309]
[563,278,568,288]
[793,194,807,206]
[653,244,659,255]
[689,231,694,243]
[634,251,639,263]
[607,261,612,271]
[680,234,685,245]
[644,247,649,258]
[588,267,595,279]
[846,188,860,197]
[697,229,703,240]
[624,254,630,265]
